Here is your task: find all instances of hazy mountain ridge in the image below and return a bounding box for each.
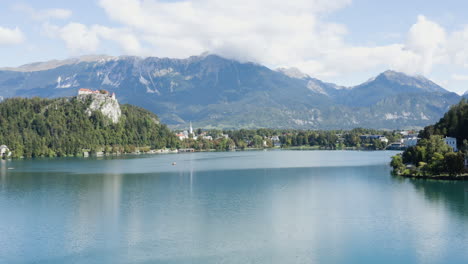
[0,54,463,129]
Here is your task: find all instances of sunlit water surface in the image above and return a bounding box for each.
[1,150,468,264]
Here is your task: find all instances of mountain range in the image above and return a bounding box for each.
[0,54,465,129]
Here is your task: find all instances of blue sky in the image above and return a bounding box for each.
[0,0,467,94]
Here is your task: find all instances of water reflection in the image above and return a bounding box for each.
[397,176,468,220]
[1,152,468,263]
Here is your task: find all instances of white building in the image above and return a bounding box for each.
[403,136,418,147]
[379,136,389,144]
[270,136,280,142]
[444,137,458,152]
[176,122,196,141]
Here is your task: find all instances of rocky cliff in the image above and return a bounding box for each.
[78,93,121,123]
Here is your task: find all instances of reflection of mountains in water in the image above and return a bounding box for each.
[407,178,468,220]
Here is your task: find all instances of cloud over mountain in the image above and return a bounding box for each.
[0,26,24,45]
[3,0,468,94]
[37,0,466,86]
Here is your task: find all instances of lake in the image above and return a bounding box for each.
[1,150,468,263]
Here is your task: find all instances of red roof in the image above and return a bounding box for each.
[79,88,93,92]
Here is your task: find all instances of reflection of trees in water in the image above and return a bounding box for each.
[403,176,468,220]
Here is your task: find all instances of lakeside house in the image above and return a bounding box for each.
[176,131,189,140]
[386,142,405,150]
[270,136,281,147]
[179,148,195,153]
[0,145,11,158]
[444,137,458,152]
[402,134,419,147]
[175,122,194,140]
[360,135,388,143]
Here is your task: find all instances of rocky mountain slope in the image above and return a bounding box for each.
[0,54,463,129]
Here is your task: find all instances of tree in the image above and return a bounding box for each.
[428,152,445,175]
[390,155,405,173]
[444,152,465,176]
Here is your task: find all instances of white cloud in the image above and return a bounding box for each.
[447,25,468,68]
[451,74,468,81]
[94,25,143,54]
[95,0,355,75]
[405,15,446,74]
[94,0,463,80]
[44,22,143,55]
[59,23,100,53]
[0,26,25,45]
[13,3,72,20]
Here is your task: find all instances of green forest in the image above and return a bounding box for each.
[0,97,179,158]
[391,99,468,177]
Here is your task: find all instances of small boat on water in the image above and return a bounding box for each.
[172,162,176,166]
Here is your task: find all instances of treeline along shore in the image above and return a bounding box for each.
[391,99,468,179]
[174,127,405,151]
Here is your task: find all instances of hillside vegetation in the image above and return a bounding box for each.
[419,98,468,143]
[391,99,468,177]
[0,97,178,158]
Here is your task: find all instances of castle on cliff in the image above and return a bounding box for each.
[78,88,116,100]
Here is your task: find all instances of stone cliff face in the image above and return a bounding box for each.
[78,93,121,123]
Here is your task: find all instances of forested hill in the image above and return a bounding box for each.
[419,99,468,146]
[0,97,179,158]
[391,99,467,177]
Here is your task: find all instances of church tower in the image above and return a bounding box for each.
[189,121,193,135]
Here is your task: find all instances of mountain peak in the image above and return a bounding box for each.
[276,67,310,79]
[378,70,438,83]
[379,70,418,80]
[373,70,446,93]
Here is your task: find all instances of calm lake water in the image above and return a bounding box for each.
[1,150,468,264]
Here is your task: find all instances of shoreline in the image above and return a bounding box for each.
[2,147,400,160]
[394,173,468,181]
[1,148,399,161]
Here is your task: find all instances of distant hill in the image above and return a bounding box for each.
[0,54,463,129]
